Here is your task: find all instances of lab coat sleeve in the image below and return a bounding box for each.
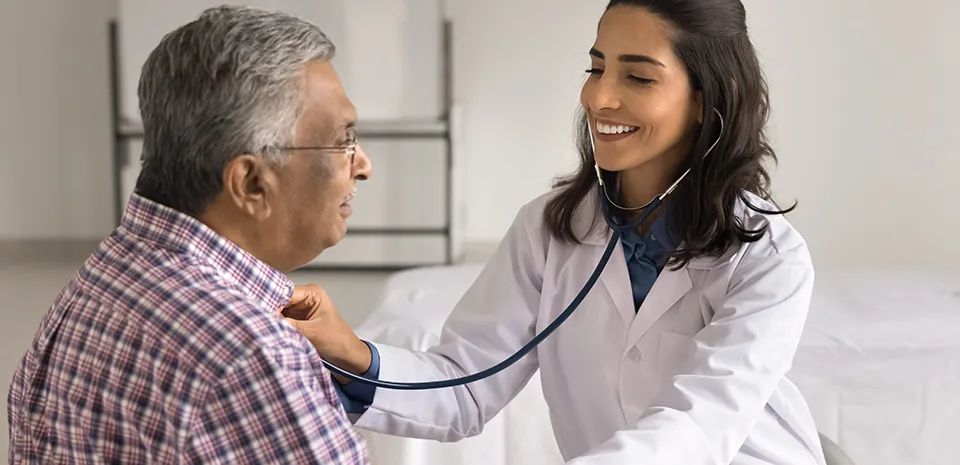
[568,242,815,465]
[353,202,548,442]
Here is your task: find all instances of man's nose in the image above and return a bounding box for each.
[352,145,372,181]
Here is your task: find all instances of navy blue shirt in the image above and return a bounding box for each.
[334,210,679,413]
[618,209,680,309]
[334,341,381,414]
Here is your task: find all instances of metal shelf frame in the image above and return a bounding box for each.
[107,19,456,272]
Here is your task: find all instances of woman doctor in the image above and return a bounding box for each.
[284,0,826,463]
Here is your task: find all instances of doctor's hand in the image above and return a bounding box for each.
[280,284,372,383]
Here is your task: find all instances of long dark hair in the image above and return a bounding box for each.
[544,0,794,269]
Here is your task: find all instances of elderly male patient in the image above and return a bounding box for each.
[7,6,373,464]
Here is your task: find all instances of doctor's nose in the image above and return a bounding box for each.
[587,75,623,112]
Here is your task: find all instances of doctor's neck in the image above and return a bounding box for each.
[618,167,669,209]
[621,151,684,202]
[615,170,667,234]
[613,149,687,233]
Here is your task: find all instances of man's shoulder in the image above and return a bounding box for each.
[166,270,315,378]
[153,270,303,377]
[77,236,301,381]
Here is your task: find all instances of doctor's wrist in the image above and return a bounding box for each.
[328,337,373,382]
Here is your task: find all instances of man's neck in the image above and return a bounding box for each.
[198,206,277,270]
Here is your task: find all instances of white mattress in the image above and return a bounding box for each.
[353,266,960,465]
[791,269,960,465]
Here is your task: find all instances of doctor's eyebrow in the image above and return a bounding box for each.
[589,47,666,67]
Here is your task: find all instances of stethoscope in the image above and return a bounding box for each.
[322,109,725,390]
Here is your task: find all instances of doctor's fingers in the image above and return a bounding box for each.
[282,317,307,335]
[281,300,318,320]
[283,285,334,320]
[289,284,331,308]
[282,317,338,348]
[281,316,353,361]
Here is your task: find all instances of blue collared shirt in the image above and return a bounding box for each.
[618,209,680,309]
[334,341,382,414]
[333,210,679,413]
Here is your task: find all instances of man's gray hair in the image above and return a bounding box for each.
[135,5,335,216]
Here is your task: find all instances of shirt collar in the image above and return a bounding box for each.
[119,193,295,312]
[616,207,681,252]
[573,188,736,269]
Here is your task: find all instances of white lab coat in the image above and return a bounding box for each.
[354,190,827,465]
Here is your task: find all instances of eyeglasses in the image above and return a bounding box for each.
[276,140,357,167]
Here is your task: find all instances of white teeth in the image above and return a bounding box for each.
[597,123,638,135]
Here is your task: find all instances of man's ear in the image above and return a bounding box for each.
[222,155,275,221]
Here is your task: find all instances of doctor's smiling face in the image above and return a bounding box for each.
[580,5,703,203]
[548,0,782,268]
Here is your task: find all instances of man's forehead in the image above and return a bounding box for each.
[300,60,356,139]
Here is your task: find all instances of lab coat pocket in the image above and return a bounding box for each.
[657,331,694,379]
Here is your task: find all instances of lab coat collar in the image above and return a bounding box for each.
[579,189,738,345]
[593,229,696,332]
[686,249,738,269]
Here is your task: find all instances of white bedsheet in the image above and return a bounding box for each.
[791,268,960,465]
[353,265,960,465]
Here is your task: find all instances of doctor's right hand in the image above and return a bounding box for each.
[280,284,372,382]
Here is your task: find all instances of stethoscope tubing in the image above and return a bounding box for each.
[322,111,724,390]
[322,193,658,390]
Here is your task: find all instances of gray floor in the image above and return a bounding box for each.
[0,257,396,459]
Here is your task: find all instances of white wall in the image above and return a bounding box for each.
[2,0,957,269]
[449,0,960,269]
[117,0,444,122]
[445,0,609,242]
[743,0,959,268]
[0,0,117,240]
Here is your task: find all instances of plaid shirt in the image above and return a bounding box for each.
[7,194,369,464]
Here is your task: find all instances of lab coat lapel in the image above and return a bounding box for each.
[573,194,637,324]
[597,240,637,324]
[624,266,692,352]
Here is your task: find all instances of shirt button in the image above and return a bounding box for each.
[650,234,657,241]
[628,347,642,362]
